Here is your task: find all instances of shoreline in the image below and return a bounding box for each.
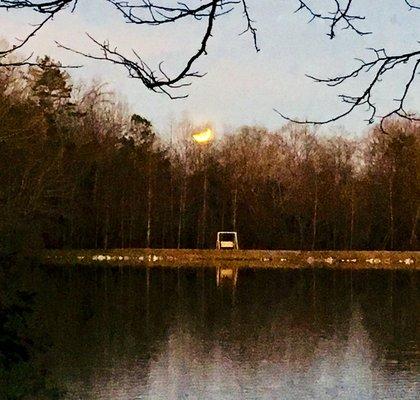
[42,249,419,270]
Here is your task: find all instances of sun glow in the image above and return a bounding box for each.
[192,128,214,144]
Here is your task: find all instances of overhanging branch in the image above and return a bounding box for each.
[276,48,420,129]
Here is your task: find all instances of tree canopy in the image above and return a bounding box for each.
[0,62,418,252]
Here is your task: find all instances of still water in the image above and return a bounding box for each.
[3,265,419,399]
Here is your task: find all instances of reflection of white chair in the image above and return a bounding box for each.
[216,232,239,250]
[216,266,238,287]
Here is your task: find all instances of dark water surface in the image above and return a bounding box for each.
[5,266,420,399]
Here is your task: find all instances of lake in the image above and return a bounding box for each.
[1,264,418,399]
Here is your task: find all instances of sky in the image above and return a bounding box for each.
[1,0,420,138]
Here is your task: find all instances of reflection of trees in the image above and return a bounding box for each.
[355,271,418,370]
[0,256,63,399]
[142,269,418,399]
[29,265,186,395]
[167,268,417,372]
[7,265,417,397]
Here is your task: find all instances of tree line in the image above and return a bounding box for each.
[0,58,418,253]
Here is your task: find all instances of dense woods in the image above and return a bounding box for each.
[0,58,419,253]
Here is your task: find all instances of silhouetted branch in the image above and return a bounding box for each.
[405,0,420,10]
[97,0,260,94]
[1,0,259,96]
[57,0,253,98]
[1,0,418,126]
[0,0,76,13]
[295,0,371,39]
[239,0,259,51]
[380,57,420,132]
[274,1,420,127]
[106,0,238,25]
[57,24,212,99]
[0,0,76,66]
[276,48,420,128]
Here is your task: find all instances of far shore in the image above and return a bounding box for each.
[42,249,419,270]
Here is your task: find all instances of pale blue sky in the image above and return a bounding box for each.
[2,0,420,137]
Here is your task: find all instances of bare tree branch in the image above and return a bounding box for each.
[295,0,371,39]
[1,0,419,127]
[0,0,76,66]
[56,17,214,100]
[239,0,259,51]
[105,0,238,25]
[1,0,259,96]
[273,1,420,128]
[405,0,420,10]
[276,48,420,129]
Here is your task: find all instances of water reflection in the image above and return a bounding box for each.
[216,266,238,288]
[143,305,418,400]
[0,257,64,399]
[4,265,417,400]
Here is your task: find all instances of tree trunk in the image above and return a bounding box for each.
[297,215,304,249]
[169,159,174,247]
[93,168,99,249]
[128,202,133,248]
[177,176,186,249]
[201,168,208,248]
[103,206,109,250]
[388,172,394,250]
[410,206,419,247]
[146,174,152,248]
[311,176,318,250]
[120,197,125,248]
[232,185,238,231]
[349,184,355,250]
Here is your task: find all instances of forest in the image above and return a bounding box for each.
[0,57,419,253]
